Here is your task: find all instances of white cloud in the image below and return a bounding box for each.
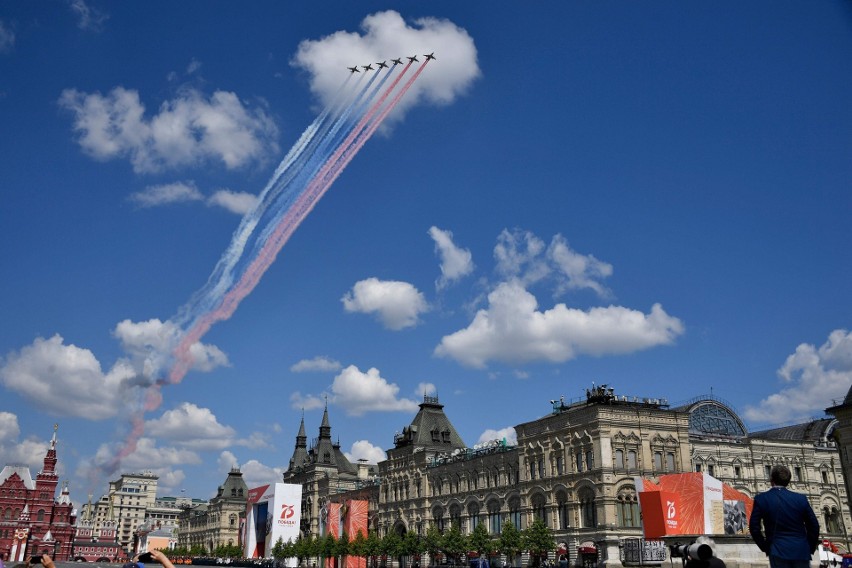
[292,11,480,128]
[744,329,852,424]
[113,318,229,374]
[493,229,612,298]
[145,403,238,451]
[79,437,197,490]
[344,440,386,464]
[187,58,202,75]
[435,281,684,368]
[207,189,257,215]
[129,181,203,207]
[415,382,436,397]
[342,278,429,330]
[0,412,21,441]
[69,0,108,32]
[289,391,325,411]
[58,86,278,173]
[0,416,50,472]
[0,20,15,53]
[0,320,229,420]
[429,226,474,289]
[547,235,613,298]
[494,229,550,285]
[219,451,284,489]
[0,334,135,418]
[295,365,420,416]
[477,427,517,446]
[290,356,342,373]
[330,365,420,416]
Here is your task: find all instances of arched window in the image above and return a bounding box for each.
[487,500,501,534]
[616,487,640,528]
[468,502,480,531]
[433,507,444,532]
[37,509,45,522]
[508,496,522,530]
[615,449,624,469]
[824,506,841,534]
[579,488,596,528]
[555,490,569,530]
[531,493,547,526]
[450,504,462,530]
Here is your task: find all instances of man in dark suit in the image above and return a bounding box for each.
[749,464,820,568]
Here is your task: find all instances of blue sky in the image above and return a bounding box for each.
[1,1,851,506]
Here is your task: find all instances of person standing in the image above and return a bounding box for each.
[749,464,820,568]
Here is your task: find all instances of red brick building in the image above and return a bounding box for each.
[0,426,76,562]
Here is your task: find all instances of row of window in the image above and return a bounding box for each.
[525,449,679,479]
[3,507,47,521]
[692,462,832,484]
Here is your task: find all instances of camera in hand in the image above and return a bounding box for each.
[138,552,155,563]
[670,542,713,562]
[30,556,43,565]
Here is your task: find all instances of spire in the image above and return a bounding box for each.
[42,423,58,475]
[319,399,331,439]
[287,411,310,473]
[297,411,307,441]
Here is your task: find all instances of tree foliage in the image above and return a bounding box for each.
[497,520,522,559]
[521,518,554,556]
[423,524,443,563]
[440,524,467,563]
[468,523,494,556]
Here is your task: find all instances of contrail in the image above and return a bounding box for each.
[101,58,431,475]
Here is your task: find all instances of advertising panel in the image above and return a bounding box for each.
[636,473,752,537]
[244,483,302,560]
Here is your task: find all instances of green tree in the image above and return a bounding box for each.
[401,531,423,561]
[423,524,443,565]
[350,530,368,562]
[365,531,382,567]
[213,544,243,558]
[320,533,339,564]
[336,531,351,562]
[295,534,318,566]
[468,523,494,557]
[440,524,467,565]
[380,530,403,561]
[521,518,554,564]
[498,520,523,566]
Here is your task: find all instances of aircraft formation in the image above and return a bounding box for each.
[348,53,435,73]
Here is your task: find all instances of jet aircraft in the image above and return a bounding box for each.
[407,55,419,62]
[376,61,389,69]
[392,58,403,65]
[424,52,436,60]
[348,66,360,73]
[362,64,374,71]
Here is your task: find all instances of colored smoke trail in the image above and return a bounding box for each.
[104,58,431,473]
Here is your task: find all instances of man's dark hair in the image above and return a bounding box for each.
[770,464,792,487]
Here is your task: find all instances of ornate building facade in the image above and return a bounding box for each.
[81,471,159,556]
[176,467,249,552]
[828,384,852,527]
[285,387,850,567]
[0,426,75,562]
[283,407,379,539]
[72,511,119,562]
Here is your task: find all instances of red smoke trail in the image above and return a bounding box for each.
[107,60,429,475]
[166,62,423,386]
